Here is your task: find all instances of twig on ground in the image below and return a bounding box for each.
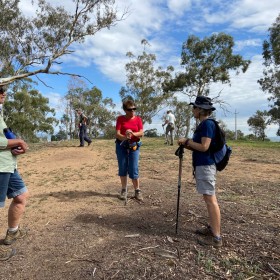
[65,258,101,264]
[176,247,181,260]
[268,263,280,275]
[139,245,160,251]
[92,268,97,278]
[244,276,255,280]
[111,270,120,279]
[125,234,140,238]
[153,248,178,259]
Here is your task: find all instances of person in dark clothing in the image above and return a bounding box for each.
[76,108,92,147]
[178,96,222,248]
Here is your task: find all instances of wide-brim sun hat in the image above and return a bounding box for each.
[190,96,216,111]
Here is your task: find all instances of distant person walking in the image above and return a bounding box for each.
[76,108,92,147]
[177,96,222,248]
[163,110,176,145]
[115,100,144,201]
[0,86,29,261]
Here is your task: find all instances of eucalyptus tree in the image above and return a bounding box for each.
[165,98,192,138]
[120,39,174,124]
[174,33,250,98]
[247,110,269,141]
[82,87,117,138]
[63,78,116,138]
[4,87,57,142]
[168,32,250,128]
[0,0,125,86]
[258,14,280,136]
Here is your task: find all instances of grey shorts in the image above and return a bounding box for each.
[195,165,216,195]
[0,170,28,208]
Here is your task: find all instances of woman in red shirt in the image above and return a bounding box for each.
[115,100,144,201]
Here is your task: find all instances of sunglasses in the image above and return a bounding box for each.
[126,108,137,111]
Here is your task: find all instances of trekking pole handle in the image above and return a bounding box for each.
[175,144,184,158]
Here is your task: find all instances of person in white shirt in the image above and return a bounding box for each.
[163,110,176,145]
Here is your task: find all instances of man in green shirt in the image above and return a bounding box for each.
[0,86,29,261]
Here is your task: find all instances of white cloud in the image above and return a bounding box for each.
[234,39,262,52]
[167,0,192,16]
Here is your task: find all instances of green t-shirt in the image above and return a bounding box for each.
[0,110,17,173]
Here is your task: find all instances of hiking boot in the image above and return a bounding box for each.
[195,225,213,236]
[197,235,223,248]
[118,189,126,200]
[3,228,27,245]
[0,245,16,261]
[134,189,143,201]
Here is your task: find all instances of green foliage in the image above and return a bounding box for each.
[166,33,250,132]
[171,33,250,97]
[51,129,68,141]
[63,78,117,138]
[224,129,245,140]
[167,98,192,137]
[102,124,116,139]
[258,14,280,136]
[0,0,123,86]
[4,87,58,142]
[120,39,174,124]
[247,110,269,141]
[144,128,158,137]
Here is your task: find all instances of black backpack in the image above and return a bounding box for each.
[208,119,232,172]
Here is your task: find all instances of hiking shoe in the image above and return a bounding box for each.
[0,245,16,261]
[3,228,27,245]
[118,189,126,200]
[197,235,223,248]
[195,225,213,236]
[134,189,143,201]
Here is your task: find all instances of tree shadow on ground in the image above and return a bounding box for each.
[32,190,119,201]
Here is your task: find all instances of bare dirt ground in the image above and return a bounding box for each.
[1,138,279,280]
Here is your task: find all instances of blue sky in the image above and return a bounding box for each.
[19,0,280,138]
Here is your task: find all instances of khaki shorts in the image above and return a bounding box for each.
[195,165,216,195]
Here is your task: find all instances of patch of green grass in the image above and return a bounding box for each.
[228,140,280,149]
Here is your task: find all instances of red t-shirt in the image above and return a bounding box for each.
[116,115,143,137]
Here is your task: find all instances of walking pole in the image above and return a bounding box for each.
[124,183,128,206]
[175,144,184,234]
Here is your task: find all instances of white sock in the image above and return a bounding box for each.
[8,226,18,232]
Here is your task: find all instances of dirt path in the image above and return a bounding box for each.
[1,139,279,279]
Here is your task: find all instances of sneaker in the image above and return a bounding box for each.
[0,245,16,261]
[3,228,27,245]
[134,189,143,201]
[118,189,126,200]
[197,235,223,248]
[195,225,213,236]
